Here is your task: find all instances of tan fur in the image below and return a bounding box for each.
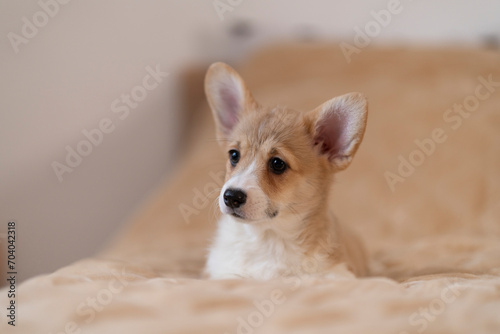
[205,62,368,278]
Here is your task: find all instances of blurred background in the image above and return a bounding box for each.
[1,0,499,283]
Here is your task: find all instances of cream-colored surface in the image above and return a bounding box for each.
[2,45,500,333]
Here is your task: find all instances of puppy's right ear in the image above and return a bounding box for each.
[204,62,256,141]
[306,92,368,171]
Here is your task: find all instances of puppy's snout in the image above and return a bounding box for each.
[223,189,247,209]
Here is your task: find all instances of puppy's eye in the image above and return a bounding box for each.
[269,157,287,174]
[229,149,240,166]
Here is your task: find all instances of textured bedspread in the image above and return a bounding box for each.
[2,44,500,334]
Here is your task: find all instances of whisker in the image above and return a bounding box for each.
[208,196,221,226]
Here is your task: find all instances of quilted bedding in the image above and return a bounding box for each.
[2,44,500,334]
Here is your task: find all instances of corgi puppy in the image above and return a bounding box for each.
[204,62,368,279]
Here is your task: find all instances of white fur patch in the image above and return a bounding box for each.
[219,161,271,221]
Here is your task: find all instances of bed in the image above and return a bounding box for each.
[2,43,500,334]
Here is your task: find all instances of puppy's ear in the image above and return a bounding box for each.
[306,93,368,170]
[204,62,256,141]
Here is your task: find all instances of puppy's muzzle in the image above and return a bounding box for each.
[223,188,247,209]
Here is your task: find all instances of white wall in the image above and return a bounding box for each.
[229,0,499,44]
[1,0,499,283]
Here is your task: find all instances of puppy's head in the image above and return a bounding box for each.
[205,62,367,223]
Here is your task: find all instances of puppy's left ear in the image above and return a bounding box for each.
[306,93,368,171]
[204,62,257,142]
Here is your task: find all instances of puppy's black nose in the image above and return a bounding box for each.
[223,189,247,208]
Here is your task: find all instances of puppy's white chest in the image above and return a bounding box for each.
[206,216,301,279]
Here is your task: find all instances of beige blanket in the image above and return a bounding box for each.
[2,44,500,334]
